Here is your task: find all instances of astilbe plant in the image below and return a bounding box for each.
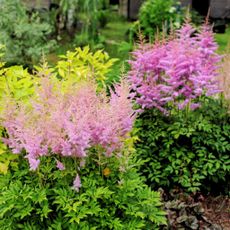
[1,74,135,189]
[128,23,221,112]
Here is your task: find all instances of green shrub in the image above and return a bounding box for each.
[0,149,166,229]
[0,0,56,65]
[138,0,182,39]
[133,0,202,41]
[135,97,230,193]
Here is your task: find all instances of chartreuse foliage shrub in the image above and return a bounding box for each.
[0,45,34,173]
[135,98,230,193]
[0,46,166,229]
[56,46,118,88]
[128,23,230,193]
[0,0,56,65]
[0,45,38,174]
[0,141,18,175]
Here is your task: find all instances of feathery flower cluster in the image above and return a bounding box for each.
[1,77,135,190]
[128,23,221,112]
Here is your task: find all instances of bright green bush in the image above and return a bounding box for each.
[56,46,118,88]
[138,0,182,39]
[0,0,56,65]
[135,97,230,193]
[0,147,166,229]
[0,46,32,174]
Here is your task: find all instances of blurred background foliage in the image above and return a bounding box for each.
[0,0,229,73]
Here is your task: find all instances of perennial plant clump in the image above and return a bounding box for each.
[1,76,134,187]
[130,23,230,193]
[128,23,221,112]
[0,46,134,188]
[135,98,230,193]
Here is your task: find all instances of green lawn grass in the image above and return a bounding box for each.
[100,14,133,83]
[215,26,230,53]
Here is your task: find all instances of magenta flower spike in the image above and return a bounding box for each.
[128,23,222,112]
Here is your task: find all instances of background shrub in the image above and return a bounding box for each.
[0,0,56,66]
[138,0,182,39]
[74,0,110,48]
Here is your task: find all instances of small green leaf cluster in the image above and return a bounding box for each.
[0,150,166,229]
[0,0,56,65]
[0,143,18,174]
[0,65,35,106]
[135,97,230,193]
[56,46,118,88]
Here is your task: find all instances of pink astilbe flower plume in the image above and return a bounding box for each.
[56,160,65,170]
[128,23,222,112]
[1,76,135,189]
[73,174,81,192]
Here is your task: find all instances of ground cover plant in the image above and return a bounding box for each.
[160,189,230,229]
[0,147,166,229]
[0,47,166,229]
